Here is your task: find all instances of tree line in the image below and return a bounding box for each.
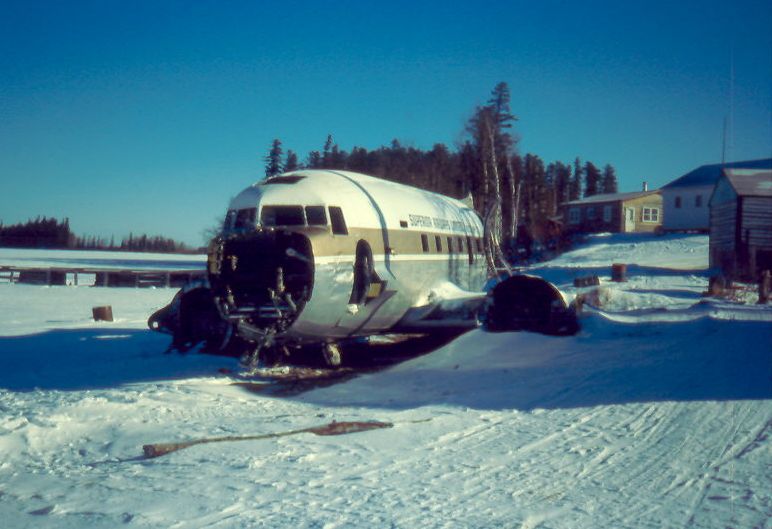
[262,82,618,260]
[0,216,190,253]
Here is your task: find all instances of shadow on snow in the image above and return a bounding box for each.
[290,315,772,411]
[0,328,236,391]
[1,314,769,412]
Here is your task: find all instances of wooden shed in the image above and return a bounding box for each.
[661,158,771,233]
[709,168,772,280]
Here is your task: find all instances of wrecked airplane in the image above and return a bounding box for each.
[149,170,577,366]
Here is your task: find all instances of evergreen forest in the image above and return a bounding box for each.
[0,217,189,253]
[263,82,618,258]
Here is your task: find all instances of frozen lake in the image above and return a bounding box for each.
[0,247,206,271]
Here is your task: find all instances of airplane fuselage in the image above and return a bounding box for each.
[209,170,488,346]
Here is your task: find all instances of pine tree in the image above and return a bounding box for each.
[458,141,478,198]
[322,134,334,168]
[569,158,582,200]
[306,150,321,168]
[347,146,370,173]
[264,139,283,177]
[584,161,601,197]
[487,82,518,158]
[601,164,618,194]
[330,144,347,168]
[523,154,547,224]
[554,162,571,207]
[284,150,299,172]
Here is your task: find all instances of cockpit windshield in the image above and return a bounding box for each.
[224,204,332,232]
[233,208,256,230]
[260,206,305,226]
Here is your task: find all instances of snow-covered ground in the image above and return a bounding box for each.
[0,234,770,528]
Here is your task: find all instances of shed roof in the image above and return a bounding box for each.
[662,158,772,189]
[562,190,659,206]
[724,168,772,197]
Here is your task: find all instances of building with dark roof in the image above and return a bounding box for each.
[561,188,662,234]
[709,168,772,280]
[662,158,772,232]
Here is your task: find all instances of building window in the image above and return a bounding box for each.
[603,205,612,222]
[674,196,682,208]
[642,207,660,222]
[328,206,348,235]
[695,195,702,207]
[421,234,429,253]
[568,208,580,224]
[435,235,442,252]
[587,207,597,220]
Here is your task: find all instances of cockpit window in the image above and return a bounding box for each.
[260,205,305,226]
[234,208,256,229]
[305,206,327,226]
[224,210,237,230]
[263,175,306,185]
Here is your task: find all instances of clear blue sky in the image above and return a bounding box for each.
[1,0,770,246]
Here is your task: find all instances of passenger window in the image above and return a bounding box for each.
[305,206,327,226]
[260,206,304,226]
[329,206,348,235]
[447,237,454,254]
[435,236,442,252]
[466,236,474,264]
[457,237,464,252]
[235,208,257,229]
[421,234,429,253]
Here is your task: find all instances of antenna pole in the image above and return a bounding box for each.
[722,116,727,165]
[727,44,734,164]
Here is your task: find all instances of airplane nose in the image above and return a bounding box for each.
[210,230,315,330]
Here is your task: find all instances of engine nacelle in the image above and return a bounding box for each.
[483,274,579,336]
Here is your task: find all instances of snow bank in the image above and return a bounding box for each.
[541,232,709,271]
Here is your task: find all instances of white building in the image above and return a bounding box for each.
[662,158,772,232]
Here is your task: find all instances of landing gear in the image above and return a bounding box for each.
[323,343,342,367]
